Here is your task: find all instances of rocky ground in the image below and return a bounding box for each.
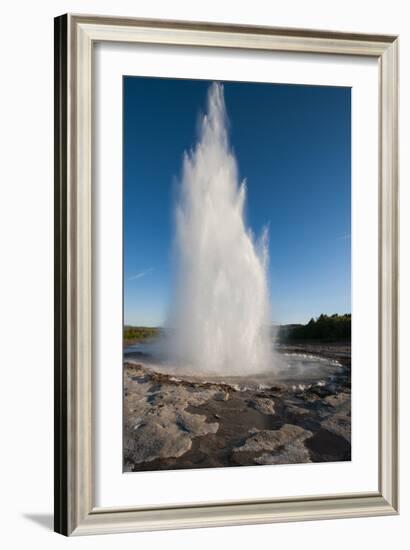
[123,343,351,472]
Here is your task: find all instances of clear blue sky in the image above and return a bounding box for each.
[123,77,351,326]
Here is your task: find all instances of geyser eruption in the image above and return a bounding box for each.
[168,83,273,375]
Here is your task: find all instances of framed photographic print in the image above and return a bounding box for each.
[54,14,399,535]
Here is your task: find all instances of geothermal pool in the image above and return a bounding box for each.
[123,340,345,389]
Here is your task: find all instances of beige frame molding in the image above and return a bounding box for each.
[54,14,399,536]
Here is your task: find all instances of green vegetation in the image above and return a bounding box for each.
[280,314,351,342]
[124,315,351,345]
[123,326,160,344]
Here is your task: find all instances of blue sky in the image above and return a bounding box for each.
[123,77,351,326]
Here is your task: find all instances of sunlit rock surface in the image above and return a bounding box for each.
[233,424,312,465]
[123,343,351,472]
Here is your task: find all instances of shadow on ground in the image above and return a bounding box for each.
[24,513,53,531]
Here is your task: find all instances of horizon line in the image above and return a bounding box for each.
[124,313,352,329]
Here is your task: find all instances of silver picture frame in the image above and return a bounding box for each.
[54,13,399,536]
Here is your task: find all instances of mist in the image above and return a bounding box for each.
[166,82,273,375]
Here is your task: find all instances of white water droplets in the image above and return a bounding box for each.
[168,83,273,375]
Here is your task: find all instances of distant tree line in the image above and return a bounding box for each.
[280,313,351,342]
[123,326,159,343]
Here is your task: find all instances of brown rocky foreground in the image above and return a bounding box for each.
[123,343,351,472]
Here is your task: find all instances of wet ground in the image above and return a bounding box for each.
[123,342,351,472]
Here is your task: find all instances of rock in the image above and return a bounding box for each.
[125,420,192,463]
[214,391,230,401]
[305,428,350,461]
[123,354,351,470]
[255,446,310,465]
[234,424,312,465]
[285,403,323,429]
[309,385,333,398]
[323,391,350,411]
[124,365,219,464]
[320,391,351,441]
[125,407,218,464]
[248,397,275,415]
[321,413,351,442]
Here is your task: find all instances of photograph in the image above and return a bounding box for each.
[51,12,399,537]
[122,77,352,472]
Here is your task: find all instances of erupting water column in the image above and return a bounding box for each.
[169,82,273,375]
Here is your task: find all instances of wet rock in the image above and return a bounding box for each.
[125,407,218,464]
[247,397,275,415]
[305,428,350,461]
[309,385,333,398]
[320,391,351,441]
[321,413,351,442]
[324,391,350,410]
[233,424,312,465]
[214,391,230,402]
[284,404,322,430]
[123,348,351,471]
[123,462,134,473]
[125,420,192,463]
[124,365,219,464]
[255,446,310,465]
